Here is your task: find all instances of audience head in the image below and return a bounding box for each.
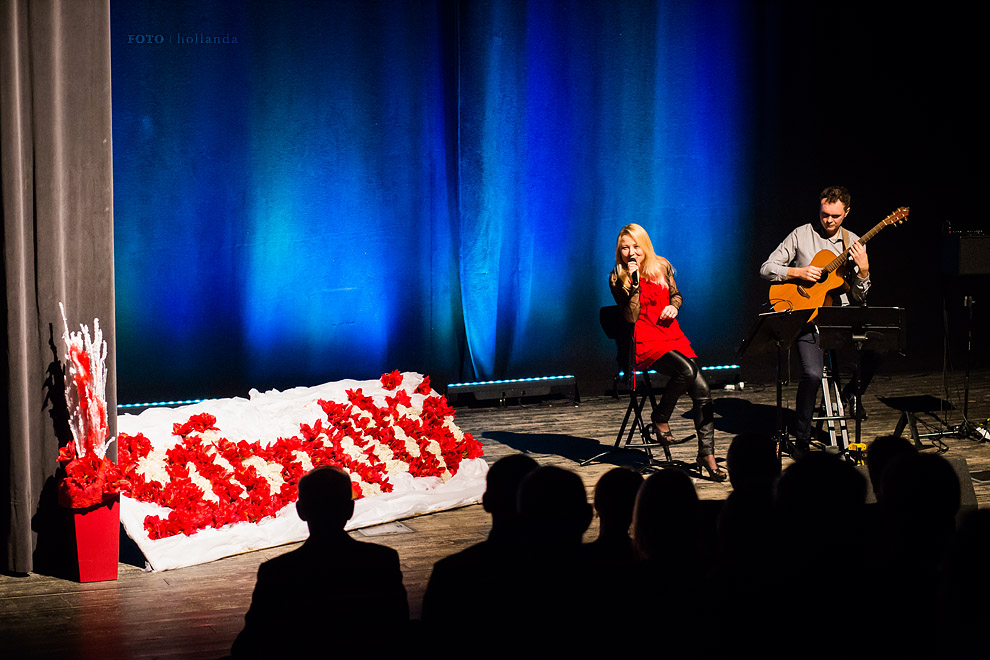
[774,453,866,553]
[633,468,698,561]
[593,467,644,534]
[775,452,866,515]
[296,466,355,532]
[517,465,592,547]
[866,435,917,501]
[726,433,779,495]
[880,453,960,541]
[482,454,539,520]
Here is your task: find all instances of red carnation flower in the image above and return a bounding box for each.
[385,390,412,410]
[58,456,109,508]
[414,376,432,395]
[57,443,77,463]
[461,432,485,459]
[173,412,218,437]
[380,370,403,390]
[345,388,376,411]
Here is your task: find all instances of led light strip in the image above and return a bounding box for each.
[447,375,576,388]
[118,398,215,410]
[619,364,741,378]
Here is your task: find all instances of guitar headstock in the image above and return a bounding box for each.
[883,206,910,226]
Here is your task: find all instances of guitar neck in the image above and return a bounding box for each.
[822,212,900,274]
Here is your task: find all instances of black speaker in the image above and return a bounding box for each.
[941,232,990,276]
[945,456,979,519]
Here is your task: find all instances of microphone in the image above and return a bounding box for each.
[629,257,639,287]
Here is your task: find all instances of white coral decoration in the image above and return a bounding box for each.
[59,302,114,460]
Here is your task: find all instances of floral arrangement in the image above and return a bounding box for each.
[56,303,126,509]
[117,371,483,540]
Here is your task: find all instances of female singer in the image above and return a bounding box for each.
[609,223,725,481]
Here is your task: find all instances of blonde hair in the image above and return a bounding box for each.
[615,223,671,284]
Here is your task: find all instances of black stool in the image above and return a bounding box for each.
[581,306,672,471]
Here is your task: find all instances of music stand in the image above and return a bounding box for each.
[738,309,816,463]
[815,306,906,446]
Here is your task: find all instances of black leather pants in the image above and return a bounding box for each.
[651,350,715,457]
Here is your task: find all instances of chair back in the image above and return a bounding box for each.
[600,306,635,373]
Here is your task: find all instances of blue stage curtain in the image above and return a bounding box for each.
[111,0,754,400]
[457,0,753,379]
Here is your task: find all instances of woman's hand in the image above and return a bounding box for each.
[659,305,678,320]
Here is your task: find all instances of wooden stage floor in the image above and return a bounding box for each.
[4,367,989,658]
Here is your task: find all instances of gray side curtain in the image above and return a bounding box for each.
[2,0,116,574]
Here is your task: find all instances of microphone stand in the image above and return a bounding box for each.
[953,294,982,440]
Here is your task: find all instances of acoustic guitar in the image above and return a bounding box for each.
[768,206,909,320]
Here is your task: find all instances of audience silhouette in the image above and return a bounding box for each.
[418,442,979,658]
[421,453,537,640]
[516,463,594,580]
[513,465,595,652]
[772,452,868,656]
[865,434,917,502]
[231,466,408,657]
[717,433,780,562]
[585,466,643,571]
[714,433,780,656]
[630,468,709,654]
[633,468,700,565]
[867,452,961,658]
[233,436,987,659]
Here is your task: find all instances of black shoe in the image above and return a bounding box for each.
[844,396,868,420]
[646,423,690,447]
[696,456,727,482]
[788,440,810,461]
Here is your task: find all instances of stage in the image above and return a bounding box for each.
[3,367,989,658]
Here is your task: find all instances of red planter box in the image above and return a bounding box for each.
[71,494,120,582]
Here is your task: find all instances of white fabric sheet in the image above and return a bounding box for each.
[117,374,487,571]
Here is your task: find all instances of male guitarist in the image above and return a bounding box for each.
[760,186,874,458]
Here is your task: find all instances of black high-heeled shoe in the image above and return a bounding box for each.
[696,456,727,482]
[647,425,690,447]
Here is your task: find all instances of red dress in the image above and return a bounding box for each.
[635,278,696,368]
